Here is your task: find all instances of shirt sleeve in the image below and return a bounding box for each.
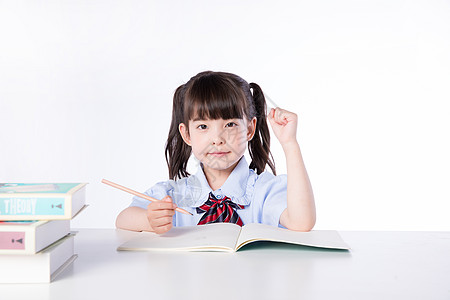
[129,181,174,209]
[255,173,288,227]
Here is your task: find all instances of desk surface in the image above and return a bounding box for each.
[1,229,449,300]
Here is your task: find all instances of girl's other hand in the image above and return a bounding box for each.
[267,107,298,146]
[146,196,176,234]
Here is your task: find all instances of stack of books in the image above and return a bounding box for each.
[0,183,87,283]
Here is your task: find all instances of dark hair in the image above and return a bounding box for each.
[165,71,276,180]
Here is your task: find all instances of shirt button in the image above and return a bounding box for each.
[216,194,222,199]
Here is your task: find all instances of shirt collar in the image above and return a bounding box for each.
[186,156,251,208]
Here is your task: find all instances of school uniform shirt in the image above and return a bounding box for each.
[130,156,288,227]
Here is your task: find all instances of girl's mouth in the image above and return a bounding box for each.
[208,151,231,158]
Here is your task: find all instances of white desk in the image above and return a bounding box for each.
[1,229,449,300]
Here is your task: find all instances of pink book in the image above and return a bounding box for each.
[0,220,70,254]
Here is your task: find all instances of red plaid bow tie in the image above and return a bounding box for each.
[196,192,245,226]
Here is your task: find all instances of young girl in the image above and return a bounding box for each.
[116,71,315,233]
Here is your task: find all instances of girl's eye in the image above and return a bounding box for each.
[197,124,207,130]
[226,122,237,128]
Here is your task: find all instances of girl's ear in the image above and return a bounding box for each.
[178,123,192,146]
[247,117,257,141]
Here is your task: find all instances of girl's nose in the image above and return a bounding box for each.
[211,128,226,145]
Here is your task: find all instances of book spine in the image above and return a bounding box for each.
[0,231,26,250]
[0,197,66,216]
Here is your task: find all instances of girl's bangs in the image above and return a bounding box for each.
[184,75,247,121]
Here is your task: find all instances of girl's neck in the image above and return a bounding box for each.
[202,161,239,191]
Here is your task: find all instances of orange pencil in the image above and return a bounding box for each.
[101,179,193,216]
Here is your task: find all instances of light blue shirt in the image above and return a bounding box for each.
[130,156,288,227]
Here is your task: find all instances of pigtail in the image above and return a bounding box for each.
[165,85,192,180]
[248,83,276,175]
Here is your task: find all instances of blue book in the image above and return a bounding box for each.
[0,183,87,220]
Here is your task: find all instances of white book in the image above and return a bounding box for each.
[118,223,350,252]
[0,220,70,254]
[0,234,77,283]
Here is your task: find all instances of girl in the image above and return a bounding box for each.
[116,71,315,233]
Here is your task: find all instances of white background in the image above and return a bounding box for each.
[1,0,449,230]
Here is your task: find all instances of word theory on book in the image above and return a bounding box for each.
[1,198,38,215]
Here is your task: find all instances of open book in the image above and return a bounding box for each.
[117,223,350,252]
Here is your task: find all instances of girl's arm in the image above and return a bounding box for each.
[116,196,176,233]
[268,108,316,231]
[116,206,154,232]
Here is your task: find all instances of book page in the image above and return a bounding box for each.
[237,223,350,250]
[118,223,242,252]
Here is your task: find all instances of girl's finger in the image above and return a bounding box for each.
[154,209,176,217]
[162,196,177,209]
[153,202,171,210]
[271,108,287,125]
[162,195,172,202]
[153,223,172,234]
[148,201,176,211]
[267,108,274,119]
[153,216,173,226]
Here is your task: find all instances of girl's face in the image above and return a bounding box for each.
[179,117,257,174]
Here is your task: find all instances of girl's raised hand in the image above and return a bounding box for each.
[267,107,298,146]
